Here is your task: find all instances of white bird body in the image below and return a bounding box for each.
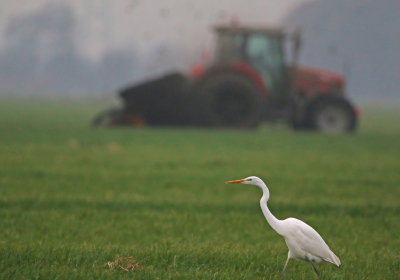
[280,218,340,265]
[227,176,340,276]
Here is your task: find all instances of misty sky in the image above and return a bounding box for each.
[0,0,312,95]
[0,0,310,62]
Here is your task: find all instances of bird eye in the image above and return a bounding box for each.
[248,178,252,181]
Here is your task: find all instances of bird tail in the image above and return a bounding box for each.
[330,251,341,267]
[322,250,341,267]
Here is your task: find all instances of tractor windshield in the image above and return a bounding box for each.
[215,30,287,96]
[245,34,286,95]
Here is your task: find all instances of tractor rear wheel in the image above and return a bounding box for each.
[195,72,264,128]
[310,101,356,133]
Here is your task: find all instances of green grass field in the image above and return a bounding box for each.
[0,98,399,279]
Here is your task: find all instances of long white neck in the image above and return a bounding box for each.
[259,182,285,236]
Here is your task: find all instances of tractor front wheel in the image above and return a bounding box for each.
[310,101,356,133]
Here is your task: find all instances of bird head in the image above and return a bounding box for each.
[226,176,263,186]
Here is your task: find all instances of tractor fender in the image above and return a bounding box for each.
[191,63,267,96]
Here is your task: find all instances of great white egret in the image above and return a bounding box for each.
[226,176,340,276]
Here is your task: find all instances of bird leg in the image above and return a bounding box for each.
[310,261,320,276]
[280,258,290,277]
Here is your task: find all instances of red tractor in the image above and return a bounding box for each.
[93,25,358,133]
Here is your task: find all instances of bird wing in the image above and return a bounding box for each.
[285,218,341,266]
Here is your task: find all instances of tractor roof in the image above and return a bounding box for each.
[214,25,285,37]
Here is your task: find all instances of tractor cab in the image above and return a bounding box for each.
[214,26,289,97]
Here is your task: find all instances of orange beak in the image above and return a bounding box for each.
[226,179,246,184]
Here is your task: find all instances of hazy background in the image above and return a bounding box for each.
[0,0,398,102]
